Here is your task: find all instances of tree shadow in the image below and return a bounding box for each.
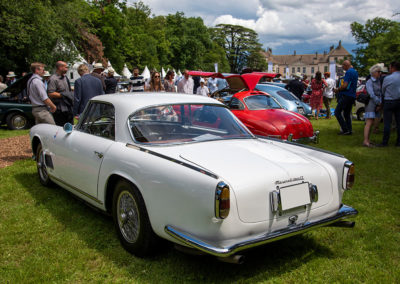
[16,172,335,283]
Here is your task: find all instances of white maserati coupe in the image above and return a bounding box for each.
[30,93,357,263]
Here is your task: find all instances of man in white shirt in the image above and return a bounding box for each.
[177,70,194,94]
[323,72,335,119]
[196,78,209,97]
[207,76,218,94]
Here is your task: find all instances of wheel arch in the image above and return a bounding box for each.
[104,173,143,215]
[31,136,41,156]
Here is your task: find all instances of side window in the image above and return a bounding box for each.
[229,97,245,110]
[77,102,115,140]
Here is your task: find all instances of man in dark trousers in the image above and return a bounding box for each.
[378,61,400,147]
[285,72,304,100]
[334,60,358,135]
[73,64,104,117]
[47,61,74,126]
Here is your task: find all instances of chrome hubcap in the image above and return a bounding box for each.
[13,115,26,129]
[117,190,140,243]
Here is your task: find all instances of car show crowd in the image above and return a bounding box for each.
[1,59,400,147]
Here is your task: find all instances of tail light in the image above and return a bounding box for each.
[343,161,355,190]
[215,182,230,219]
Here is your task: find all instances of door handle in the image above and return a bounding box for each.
[94,151,103,158]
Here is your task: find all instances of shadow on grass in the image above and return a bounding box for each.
[16,172,334,283]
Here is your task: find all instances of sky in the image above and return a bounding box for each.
[131,0,400,55]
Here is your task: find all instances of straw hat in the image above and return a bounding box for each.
[6,71,16,78]
[93,63,104,70]
[108,67,115,75]
[43,71,51,77]
[294,72,302,78]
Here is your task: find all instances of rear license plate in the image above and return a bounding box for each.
[279,183,310,211]
[297,107,305,114]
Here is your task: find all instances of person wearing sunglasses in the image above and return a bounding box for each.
[146,72,165,92]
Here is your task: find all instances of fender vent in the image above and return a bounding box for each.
[45,154,54,169]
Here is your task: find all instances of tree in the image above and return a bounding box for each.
[350,17,400,75]
[211,24,264,73]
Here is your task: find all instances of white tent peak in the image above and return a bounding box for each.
[141,66,150,80]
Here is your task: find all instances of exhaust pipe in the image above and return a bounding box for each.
[329,220,355,228]
[217,255,245,264]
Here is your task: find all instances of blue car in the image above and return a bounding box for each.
[255,83,312,117]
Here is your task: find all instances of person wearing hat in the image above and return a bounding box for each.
[196,78,210,97]
[105,67,118,94]
[91,62,106,91]
[6,71,17,87]
[43,71,51,91]
[285,72,305,100]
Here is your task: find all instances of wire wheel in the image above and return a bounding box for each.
[117,190,140,243]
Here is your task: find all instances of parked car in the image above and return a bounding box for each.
[255,83,312,116]
[219,74,318,142]
[0,73,34,129]
[30,93,357,262]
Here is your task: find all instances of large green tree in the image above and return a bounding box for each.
[211,24,265,73]
[351,17,400,75]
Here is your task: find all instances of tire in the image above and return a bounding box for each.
[36,143,53,186]
[356,107,365,121]
[6,112,29,130]
[112,179,160,257]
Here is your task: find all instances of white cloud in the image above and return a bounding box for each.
[131,0,400,53]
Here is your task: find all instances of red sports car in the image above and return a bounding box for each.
[223,74,319,142]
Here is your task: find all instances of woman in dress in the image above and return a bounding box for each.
[146,72,164,92]
[310,71,327,119]
[363,64,382,147]
[163,70,176,92]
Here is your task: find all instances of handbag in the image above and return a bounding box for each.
[356,92,370,105]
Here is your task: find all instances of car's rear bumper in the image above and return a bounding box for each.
[165,204,357,257]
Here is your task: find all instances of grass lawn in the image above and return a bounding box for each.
[0,127,29,139]
[0,119,399,283]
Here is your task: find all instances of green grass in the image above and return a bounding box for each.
[0,127,29,139]
[0,119,399,283]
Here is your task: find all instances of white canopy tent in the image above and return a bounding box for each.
[161,67,166,79]
[122,64,132,79]
[141,66,151,80]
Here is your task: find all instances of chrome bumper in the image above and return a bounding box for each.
[291,130,320,144]
[165,204,357,257]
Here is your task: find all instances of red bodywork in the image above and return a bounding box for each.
[226,74,315,140]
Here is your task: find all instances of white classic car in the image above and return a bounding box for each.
[30,93,357,263]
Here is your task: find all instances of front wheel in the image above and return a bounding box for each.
[356,107,365,121]
[112,180,160,257]
[36,143,53,186]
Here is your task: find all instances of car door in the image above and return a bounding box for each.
[55,102,115,199]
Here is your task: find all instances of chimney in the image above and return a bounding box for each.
[268,48,272,53]
[330,45,334,51]
[315,51,318,58]
[294,50,296,56]
[338,40,342,47]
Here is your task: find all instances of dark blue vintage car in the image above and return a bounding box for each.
[0,74,34,130]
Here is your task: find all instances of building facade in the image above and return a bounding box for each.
[263,41,351,78]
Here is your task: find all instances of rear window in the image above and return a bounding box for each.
[128,104,253,144]
[244,95,281,110]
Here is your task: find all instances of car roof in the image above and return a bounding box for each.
[91,92,224,112]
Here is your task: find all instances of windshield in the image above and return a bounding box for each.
[244,95,281,110]
[255,84,299,101]
[128,104,253,144]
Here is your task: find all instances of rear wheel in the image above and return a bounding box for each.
[112,179,160,257]
[6,112,29,130]
[36,143,53,186]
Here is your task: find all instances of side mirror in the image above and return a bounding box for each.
[63,122,73,134]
